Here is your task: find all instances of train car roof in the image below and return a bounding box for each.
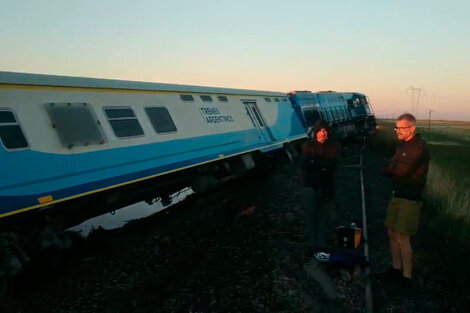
[0,71,286,97]
[315,91,366,97]
[289,90,366,97]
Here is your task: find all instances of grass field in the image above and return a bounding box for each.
[369,119,470,224]
[416,120,470,141]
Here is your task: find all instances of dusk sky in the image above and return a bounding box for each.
[1,0,469,121]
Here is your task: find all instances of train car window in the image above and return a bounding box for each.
[145,107,177,133]
[180,95,194,102]
[200,95,213,102]
[104,107,144,138]
[274,98,280,102]
[264,98,272,102]
[104,108,135,118]
[217,96,228,102]
[0,110,28,150]
[0,111,16,123]
[45,103,107,149]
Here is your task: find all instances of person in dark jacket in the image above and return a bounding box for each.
[382,113,430,285]
[300,119,341,255]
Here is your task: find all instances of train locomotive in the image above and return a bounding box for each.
[288,90,376,138]
[0,71,375,285]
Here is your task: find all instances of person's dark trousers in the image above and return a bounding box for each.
[301,187,332,250]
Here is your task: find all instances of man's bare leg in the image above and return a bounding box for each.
[396,232,413,278]
[388,228,403,271]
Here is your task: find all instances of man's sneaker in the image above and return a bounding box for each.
[374,266,402,281]
[313,252,330,263]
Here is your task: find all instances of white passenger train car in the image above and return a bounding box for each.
[0,72,307,221]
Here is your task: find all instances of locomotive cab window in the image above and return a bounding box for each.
[46,102,107,149]
[104,107,144,138]
[145,107,177,133]
[0,110,28,150]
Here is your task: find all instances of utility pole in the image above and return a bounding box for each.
[427,109,433,133]
[407,87,423,118]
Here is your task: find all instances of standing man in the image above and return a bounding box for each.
[382,113,430,286]
[300,119,341,257]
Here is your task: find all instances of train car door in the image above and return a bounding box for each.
[243,102,275,142]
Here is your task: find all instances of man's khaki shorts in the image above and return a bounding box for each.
[385,196,422,235]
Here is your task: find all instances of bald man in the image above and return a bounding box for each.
[382,113,430,287]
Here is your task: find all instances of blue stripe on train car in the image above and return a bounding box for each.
[0,145,238,213]
[0,127,306,215]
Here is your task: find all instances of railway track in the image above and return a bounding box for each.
[3,139,464,312]
[1,141,371,312]
[359,138,373,313]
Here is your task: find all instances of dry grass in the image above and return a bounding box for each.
[426,161,470,221]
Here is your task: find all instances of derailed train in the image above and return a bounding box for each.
[0,71,375,278]
[288,90,375,138]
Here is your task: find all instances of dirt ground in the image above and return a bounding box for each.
[1,139,469,313]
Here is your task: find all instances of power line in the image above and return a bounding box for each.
[427,109,434,133]
[407,87,423,118]
[421,93,470,103]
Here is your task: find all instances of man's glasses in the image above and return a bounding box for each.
[394,126,413,131]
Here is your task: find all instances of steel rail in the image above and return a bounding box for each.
[359,137,374,313]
